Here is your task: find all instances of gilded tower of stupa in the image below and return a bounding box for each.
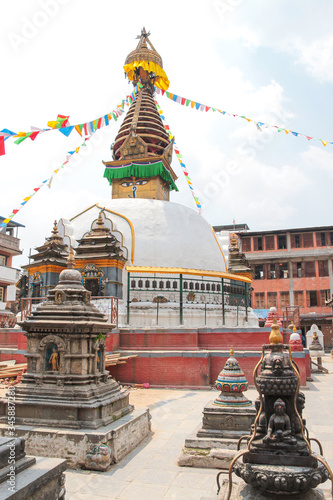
[103,28,178,201]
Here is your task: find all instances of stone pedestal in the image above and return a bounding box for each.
[0,408,150,469]
[0,437,66,500]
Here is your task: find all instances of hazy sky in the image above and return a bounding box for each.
[1,0,333,268]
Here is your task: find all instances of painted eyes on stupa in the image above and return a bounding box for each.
[120,179,149,187]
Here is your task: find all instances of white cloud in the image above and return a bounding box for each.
[294,35,333,83]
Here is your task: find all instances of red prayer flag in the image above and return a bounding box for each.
[29,131,39,141]
[0,136,5,156]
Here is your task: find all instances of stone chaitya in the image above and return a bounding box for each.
[220,319,332,498]
[0,251,150,469]
[2,250,132,429]
[179,348,256,469]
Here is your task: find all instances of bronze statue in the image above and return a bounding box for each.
[49,347,59,371]
[263,399,296,445]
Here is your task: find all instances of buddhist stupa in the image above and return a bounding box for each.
[33,28,257,328]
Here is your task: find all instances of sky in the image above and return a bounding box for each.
[1,0,333,268]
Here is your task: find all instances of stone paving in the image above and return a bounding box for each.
[66,357,333,499]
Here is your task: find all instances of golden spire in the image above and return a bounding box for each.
[269,316,283,344]
[230,346,235,356]
[67,247,75,269]
[293,325,297,333]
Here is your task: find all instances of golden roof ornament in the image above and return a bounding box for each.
[67,247,75,269]
[230,346,235,357]
[269,316,283,344]
[123,27,169,91]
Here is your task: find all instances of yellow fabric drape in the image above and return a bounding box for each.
[123,60,170,91]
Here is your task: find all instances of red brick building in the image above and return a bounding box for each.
[236,226,333,348]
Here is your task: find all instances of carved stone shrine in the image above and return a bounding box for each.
[0,253,150,469]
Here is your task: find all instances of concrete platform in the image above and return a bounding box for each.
[0,408,151,469]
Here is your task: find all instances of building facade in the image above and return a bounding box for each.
[0,217,23,311]
[236,226,333,347]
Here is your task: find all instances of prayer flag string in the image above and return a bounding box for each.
[0,89,142,228]
[154,87,333,147]
[155,98,202,214]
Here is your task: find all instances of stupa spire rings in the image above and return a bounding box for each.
[67,247,75,269]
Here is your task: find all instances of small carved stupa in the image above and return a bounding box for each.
[213,347,251,407]
[290,326,303,352]
[228,234,252,280]
[264,306,282,328]
[1,250,133,430]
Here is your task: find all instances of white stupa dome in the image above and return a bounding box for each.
[60,198,227,273]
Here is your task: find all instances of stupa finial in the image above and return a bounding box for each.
[124,29,169,91]
[293,325,297,333]
[67,247,75,269]
[230,346,235,357]
[269,316,283,344]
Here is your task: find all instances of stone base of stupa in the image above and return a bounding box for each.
[214,479,330,500]
[178,402,256,470]
[0,376,133,430]
[0,408,151,470]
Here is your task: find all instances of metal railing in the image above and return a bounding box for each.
[127,273,249,325]
[19,296,119,326]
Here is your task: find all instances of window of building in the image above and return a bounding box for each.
[320,290,330,307]
[294,291,304,307]
[172,281,177,289]
[280,291,290,308]
[268,264,276,279]
[131,280,136,288]
[201,283,205,290]
[0,287,4,302]
[166,281,171,288]
[195,283,199,290]
[254,292,265,309]
[145,280,150,288]
[278,235,287,249]
[138,280,143,288]
[293,262,302,278]
[242,238,251,252]
[267,292,277,308]
[212,284,216,291]
[206,283,210,291]
[217,284,221,292]
[159,281,164,289]
[291,234,301,248]
[279,263,288,279]
[316,232,327,246]
[302,233,314,248]
[0,255,6,266]
[183,281,188,290]
[189,282,194,290]
[304,261,316,278]
[152,280,157,288]
[253,237,263,251]
[307,290,318,307]
[254,264,264,280]
[265,235,275,250]
[318,260,329,277]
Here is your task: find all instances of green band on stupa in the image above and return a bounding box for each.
[103,161,178,192]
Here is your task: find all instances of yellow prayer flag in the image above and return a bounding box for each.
[322,141,328,146]
[75,125,82,136]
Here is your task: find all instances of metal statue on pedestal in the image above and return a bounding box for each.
[219,317,333,498]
